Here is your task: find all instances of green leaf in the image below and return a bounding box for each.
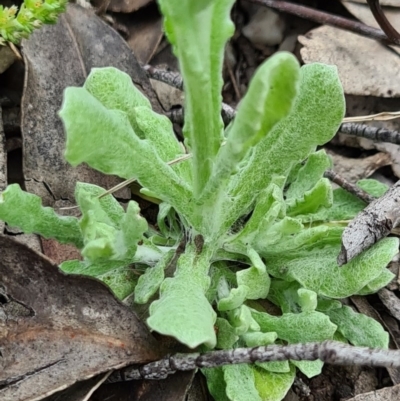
[285,150,332,200]
[75,182,147,262]
[158,0,236,196]
[202,368,230,401]
[147,246,217,348]
[134,250,175,304]
[59,81,194,222]
[267,280,302,314]
[327,305,389,348]
[216,318,239,349]
[231,183,285,246]
[291,360,323,378]
[83,67,151,132]
[199,52,300,219]
[251,310,337,343]
[357,179,388,197]
[242,331,277,347]
[253,365,295,401]
[255,361,290,374]
[221,62,345,236]
[0,184,82,248]
[218,286,249,311]
[60,259,138,300]
[297,288,318,312]
[226,305,260,336]
[236,266,271,300]
[357,269,395,295]
[286,178,332,217]
[265,231,399,298]
[303,187,365,223]
[224,364,262,401]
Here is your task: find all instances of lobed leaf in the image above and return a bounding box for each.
[75,182,147,262]
[0,184,83,247]
[265,232,399,298]
[147,246,217,348]
[59,83,194,222]
[253,365,295,401]
[327,305,389,348]
[251,310,337,343]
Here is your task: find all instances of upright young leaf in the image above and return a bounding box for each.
[198,53,299,222]
[158,0,236,196]
[219,63,345,236]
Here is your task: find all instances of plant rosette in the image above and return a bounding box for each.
[0,1,397,400]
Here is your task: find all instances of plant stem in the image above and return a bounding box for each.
[107,340,400,381]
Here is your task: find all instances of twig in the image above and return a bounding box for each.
[107,340,400,382]
[148,67,400,145]
[339,123,400,145]
[323,169,375,204]
[366,0,400,43]
[245,0,400,45]
[144,65,183,90]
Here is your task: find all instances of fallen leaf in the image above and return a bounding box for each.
[115,5,163,64]
[342,0,400,56]
[107,0,154,13]
[327,150,391,183]
[0,235,161,401]
[346,382,400,400]
[21,4,161,206]
[91,370,199,401]
[299,26,400,97]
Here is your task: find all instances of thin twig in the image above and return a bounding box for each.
[107,340,400,382]
[340,123,400,145]
[343,111,400,123]
[324,169,375,204]
[245,0,399,45]
[366,0,400,43]
[148,67,400,145]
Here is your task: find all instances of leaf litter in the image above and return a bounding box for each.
[2,2,400,399]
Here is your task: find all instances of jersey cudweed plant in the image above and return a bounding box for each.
[1,1,398,400]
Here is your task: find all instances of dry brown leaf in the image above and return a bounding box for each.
[41,373,110,401]
[21,4,161,207]
[0,235,161,401]
[299,26,400,97]
[107,0,153,13]
[91,371,201,401]
[327,151,391,183]
[334,96,400,178]
[346,382,400,400]
[115,5,163,65]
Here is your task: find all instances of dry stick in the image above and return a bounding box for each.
[323,169,375,204]
[245,0,399,45]
[366,0,400,43]
[107,341,400,382]
[147,67,400,145]
[339,123,400,145]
